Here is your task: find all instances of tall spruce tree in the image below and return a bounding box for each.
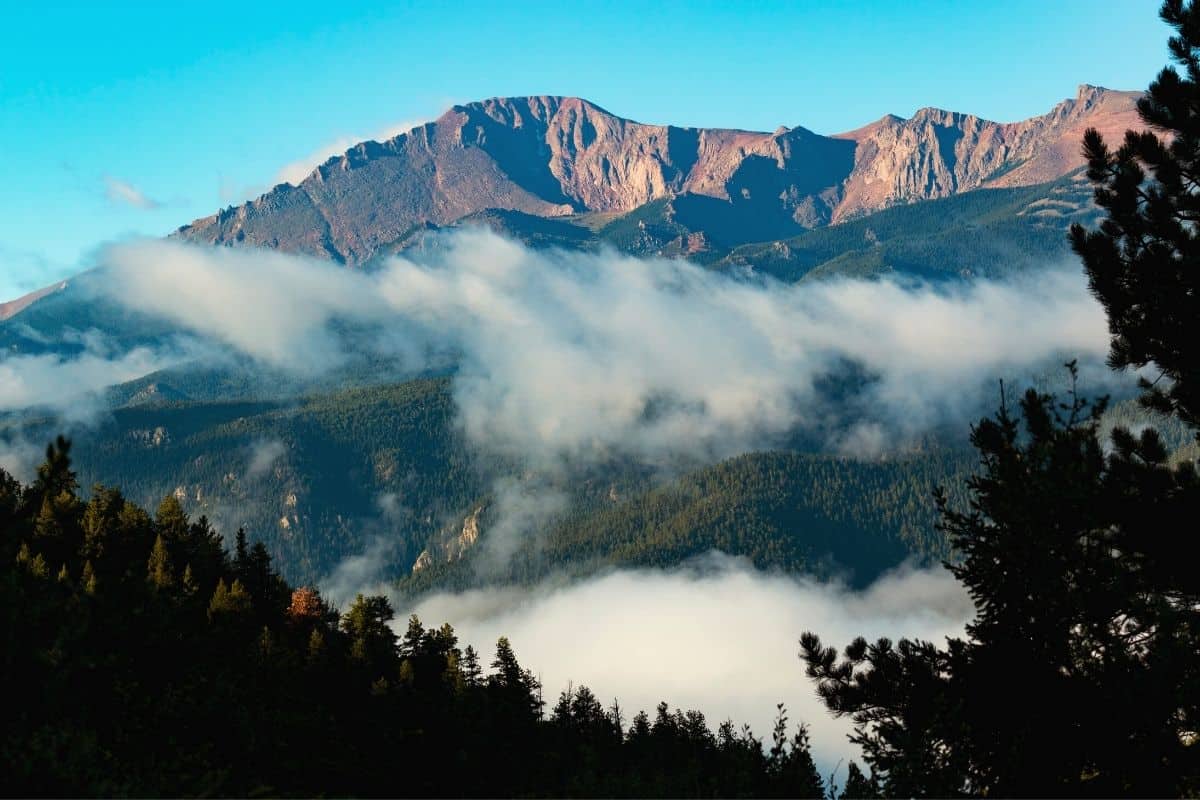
[146,534,174,590]
[1070,0,1200,430]
[803,376,1200,796]
[802,3,1200,793]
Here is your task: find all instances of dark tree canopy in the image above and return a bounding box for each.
[1,443,826,797]
[803,2,1200,792]
[1070,0,1200,430]
[803,374,1200,796]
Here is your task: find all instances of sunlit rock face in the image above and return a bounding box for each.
[175,87,1144,262]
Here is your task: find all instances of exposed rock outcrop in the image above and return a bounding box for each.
[175,87,1145,261]
[411,504,486,573]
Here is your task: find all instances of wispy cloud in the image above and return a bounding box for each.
[98,230,1114,465]
[0,332,212,420]
[245,439,288,480]
[94,230,1121,575]
[104,176,162,210]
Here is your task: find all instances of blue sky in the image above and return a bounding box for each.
[0,0,1172,300]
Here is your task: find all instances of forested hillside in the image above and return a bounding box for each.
[8,371,1184,597]
[4,379,479,584]
[399,450,974,597]
[5,373,981,590]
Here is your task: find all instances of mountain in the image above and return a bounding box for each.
[174,86,1143,260]
[0,281,67,322]
[0,84,1159,599]
[829,85,1142,221]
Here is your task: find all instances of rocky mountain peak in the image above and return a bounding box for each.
[173,87,1147,262]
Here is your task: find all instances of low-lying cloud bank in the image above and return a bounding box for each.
[0,334,206,418]
[2,230,1121,579]
[94,230,1112,464]
[394,554,972,773]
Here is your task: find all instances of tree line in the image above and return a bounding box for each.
[1,438,831,796]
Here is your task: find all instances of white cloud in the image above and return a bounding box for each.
[104,176,162,210]
[0,335,203,420]
[401,554,972,774]
[273,119,430,187]
[98,230,1113,466]
[91,230,1122,577]
[246,439,287,479]
[100,240,398,373]
[321,535,400,609]
[0,433,42,483]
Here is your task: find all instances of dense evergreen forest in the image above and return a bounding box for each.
[0,444,831,796]
[398,449,973,597]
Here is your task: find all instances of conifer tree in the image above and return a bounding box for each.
[341,594,397,672]
[461,644,483,686]
[181,563,198,597]
[33,435,76,499]
[306,627,327,665]
[34,496,61,542]
[628,709,651,742]
[81,559,97,595]
[802,377,1200,795]
[81,486,124,561]
[233,528,249,576]
[491,636,523,687]
[1070,0,1200,429]
[399,613,425,659]
[147,534,174,590]
[155,495,188,540]
[208,577,251,620]
[840,761,878,800]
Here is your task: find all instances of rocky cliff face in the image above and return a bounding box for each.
[411,504,485,573]
[175,86,1144,261]
[831,84,1144,221]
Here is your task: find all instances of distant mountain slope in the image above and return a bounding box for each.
[0,281,67,321]
[3,379,480,584]
[830,85,1142,221]
[0,171,1100,361]
[715,171,1100,281]
[2,373,976,589]
[175,86,1143,262]
[367,171,1098,281]
[398,449,976,598]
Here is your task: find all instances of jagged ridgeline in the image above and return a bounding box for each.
[174,87,1140,265]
